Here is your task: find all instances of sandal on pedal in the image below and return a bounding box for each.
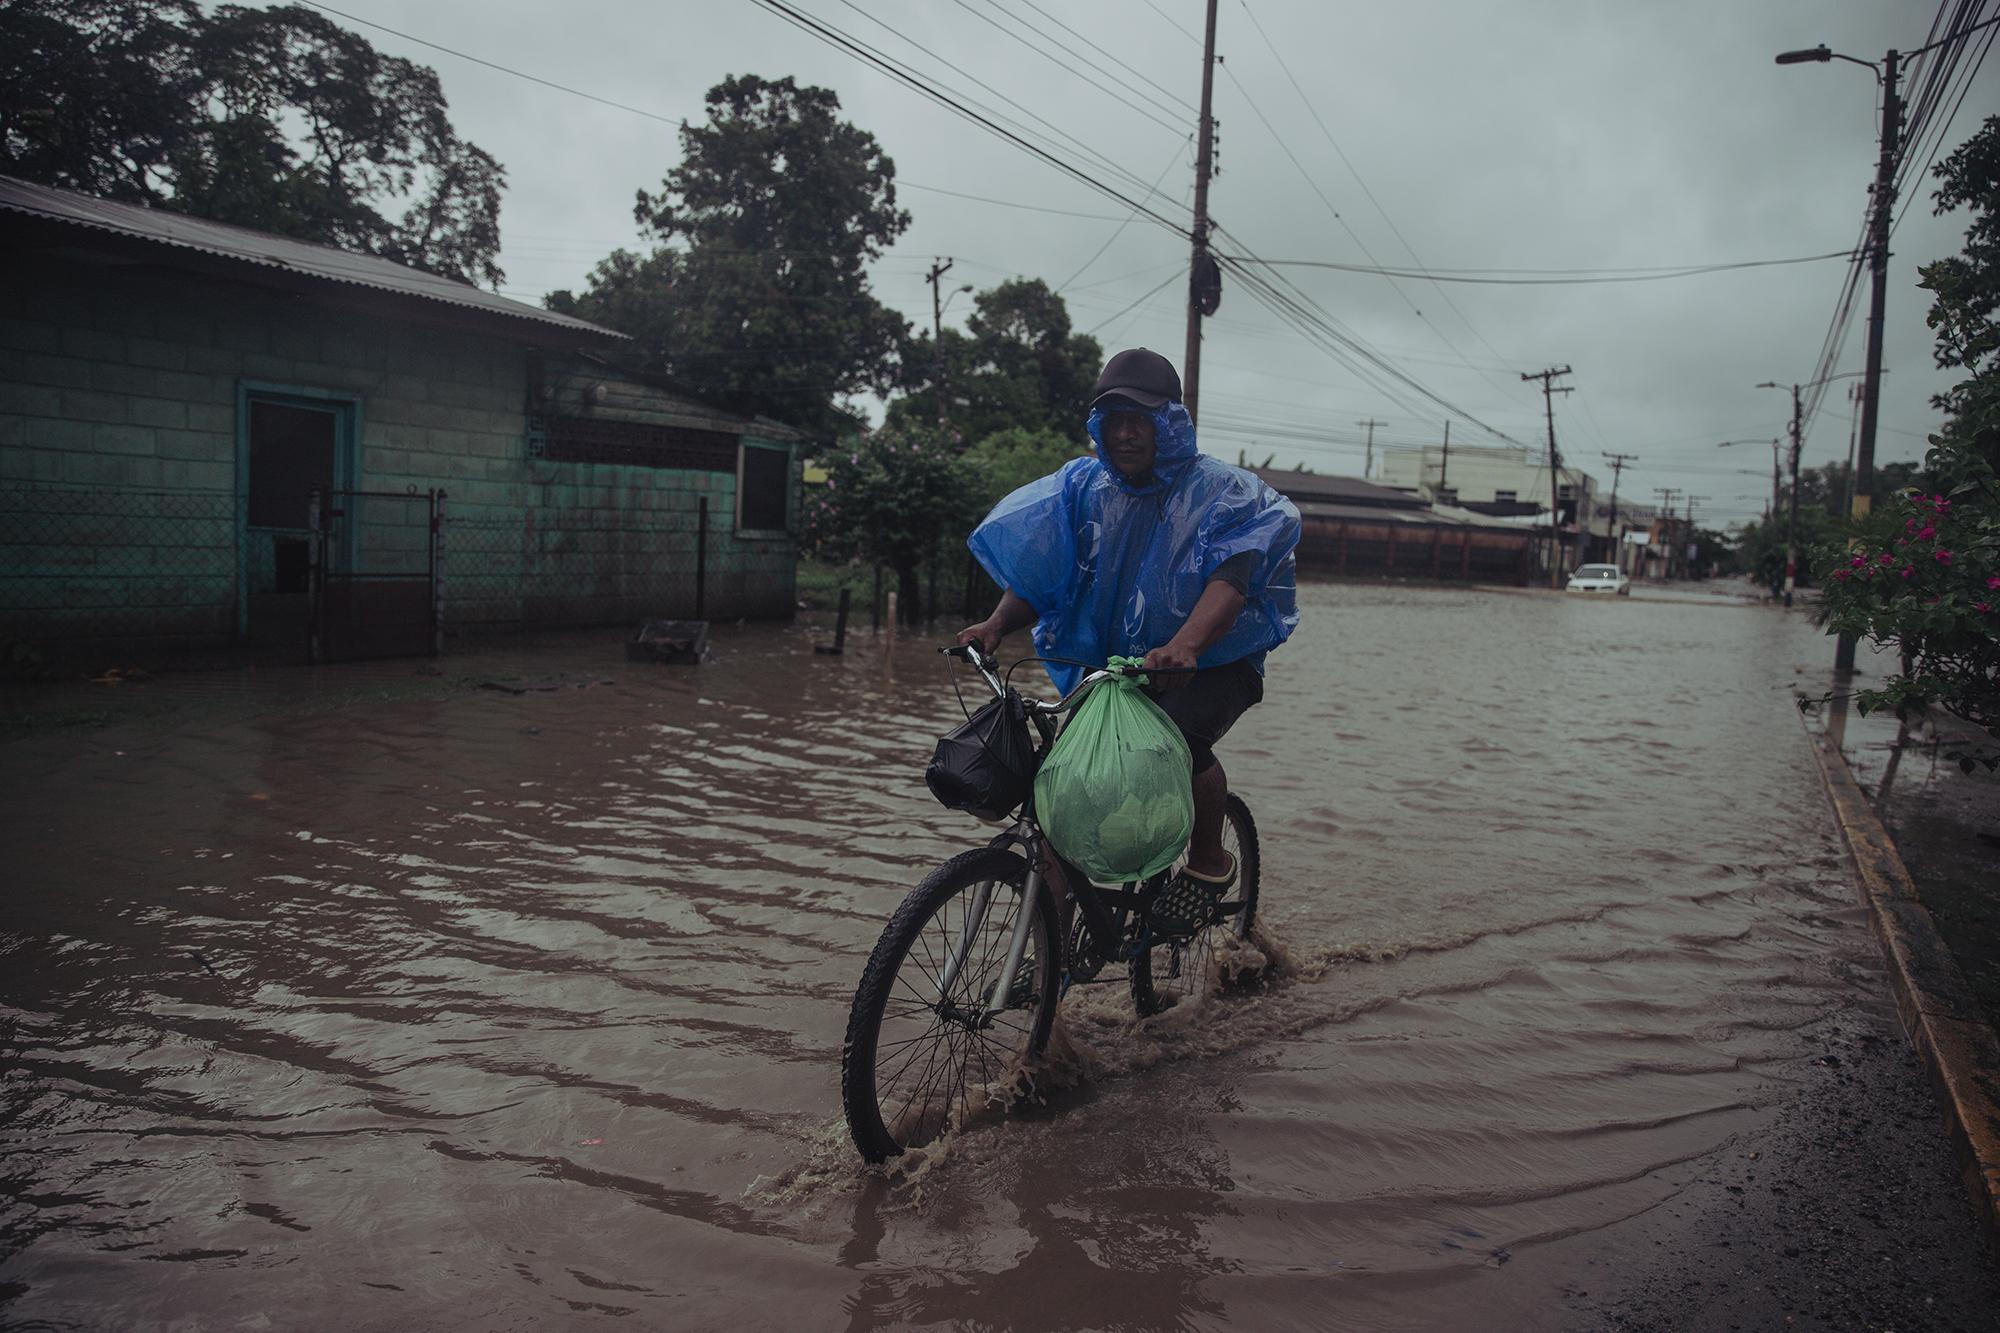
[1146,854,1237,938]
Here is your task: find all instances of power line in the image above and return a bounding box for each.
[960,0,1193,129]
[1221,250,1857,284]
[1233,0,1519,386]
[752,0,1192,237]
[822,0,1184,208]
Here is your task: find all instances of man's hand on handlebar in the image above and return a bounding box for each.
[954,619,1003,656]
[1141,639,1200,689]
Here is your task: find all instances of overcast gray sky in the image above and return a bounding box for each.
[314,0,1996,527]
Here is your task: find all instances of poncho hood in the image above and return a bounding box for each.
[1086,401,1200,495]
[969,410,1301,694]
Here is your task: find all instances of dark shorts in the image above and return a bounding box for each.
[1150,658,1263,775]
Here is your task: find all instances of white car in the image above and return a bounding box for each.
[1565,563,1631,595]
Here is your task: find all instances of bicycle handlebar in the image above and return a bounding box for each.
[940,642,1194,717]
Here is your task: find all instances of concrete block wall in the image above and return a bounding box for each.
[0,256,801,653]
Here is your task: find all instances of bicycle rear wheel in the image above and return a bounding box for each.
[841,847,1061,1163]
[1130,792,1261,1016]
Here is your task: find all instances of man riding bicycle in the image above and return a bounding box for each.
[954,346,1301,902]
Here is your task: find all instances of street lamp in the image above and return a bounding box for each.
[933,281,973,430]
[1774,38,1903,659]
[1717,438,1782,522]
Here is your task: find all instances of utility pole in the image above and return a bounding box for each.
[1654,488,1681,579]
[1759,380,1805,607]
[1602,451,1637,573]
[1522,366,1573,587]
[1684,495,1710,578]
[1182,0,1220,422]
[1439,419,1451,496]
[1357,419,1385,480]
[927,257,954,429]
[1769,438,1783,527]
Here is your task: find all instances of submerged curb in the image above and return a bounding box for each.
[1807,727,2000,1257]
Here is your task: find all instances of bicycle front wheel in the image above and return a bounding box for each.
[841,847,1061,1163]
[1130,791,1261,1016]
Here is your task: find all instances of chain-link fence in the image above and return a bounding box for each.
[1,483,789,663]
[0,485,238,658]
[447,495,710,633]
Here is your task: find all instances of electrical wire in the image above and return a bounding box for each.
[752,0,1193,238]
[1219,250,1856,284]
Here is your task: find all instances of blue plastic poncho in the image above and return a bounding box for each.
[967,402,1301,695]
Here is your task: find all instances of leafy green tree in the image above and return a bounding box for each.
[548,75,910,437]
[0,1,506,286]
[888,278,1104,442]
[1816,116,2000,740]
[1737,507,1842,593]
[0,0,203,201]
[802,426,988,625]
[962,425,1089,508]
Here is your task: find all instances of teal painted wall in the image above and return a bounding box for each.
[0,257,802,654]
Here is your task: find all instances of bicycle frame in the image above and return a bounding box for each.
[933,644,1158,1021]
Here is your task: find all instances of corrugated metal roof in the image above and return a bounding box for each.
[1295,499,1531,531]
[0,174,622,340]
[1252,466,1429,509]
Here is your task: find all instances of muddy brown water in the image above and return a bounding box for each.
[2,582,1875,1329]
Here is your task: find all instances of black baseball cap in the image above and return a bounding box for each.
[1090,347,1182,410]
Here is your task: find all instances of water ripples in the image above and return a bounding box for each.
[1,588,1865,1328]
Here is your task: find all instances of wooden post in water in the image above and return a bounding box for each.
[815,588,851,656]
[695,496,708,619]
[883,590,898,680]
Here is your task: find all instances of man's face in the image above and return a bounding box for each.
[1101,406,1158,483]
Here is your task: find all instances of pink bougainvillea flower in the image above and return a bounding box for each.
[1851,554,1868,567]
[1905,517,1918,532]
[1916,524,1936,541]
[1975,602,1993,615]
[1935,549,1954,565]
[1902,565,1916,580]
[1879,553,1896,565]
[1832,568,1851,582]
[1987,576,2000,590]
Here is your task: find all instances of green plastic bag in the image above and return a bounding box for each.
[1033,656,1194,884]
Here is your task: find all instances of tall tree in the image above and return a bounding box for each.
[889,277,1104,442]
[548,75,910,436]
[0,1,506,286]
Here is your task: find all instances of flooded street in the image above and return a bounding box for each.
[0,581,1983,1328]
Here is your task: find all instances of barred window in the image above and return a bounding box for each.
[542,416,739,471]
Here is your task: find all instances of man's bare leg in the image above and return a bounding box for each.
[1187,760,1231,878]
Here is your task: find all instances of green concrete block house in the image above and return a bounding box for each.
[0,175,811,661]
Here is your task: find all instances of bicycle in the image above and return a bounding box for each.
[839,643,1262,1163]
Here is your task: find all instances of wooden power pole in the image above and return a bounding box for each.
[927,257,954,428]
[1357,419,1385,480]
[1182,0,1219,420]
[1602,451,1637,572]
[1522,365,1573,587]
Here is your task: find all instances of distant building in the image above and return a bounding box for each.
[0,175,810,662]
[1377,442,1603,575]
[1250,466,1536,584]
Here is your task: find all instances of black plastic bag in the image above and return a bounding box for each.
[925,689,1037,822]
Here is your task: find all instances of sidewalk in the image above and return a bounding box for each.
[1805,682,2000,1255]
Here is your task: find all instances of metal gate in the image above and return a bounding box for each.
[307,486,443,662]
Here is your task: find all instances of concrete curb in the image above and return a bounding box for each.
[1807,726,2000,1258]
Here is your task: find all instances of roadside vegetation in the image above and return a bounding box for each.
[1815,116,2000,749]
